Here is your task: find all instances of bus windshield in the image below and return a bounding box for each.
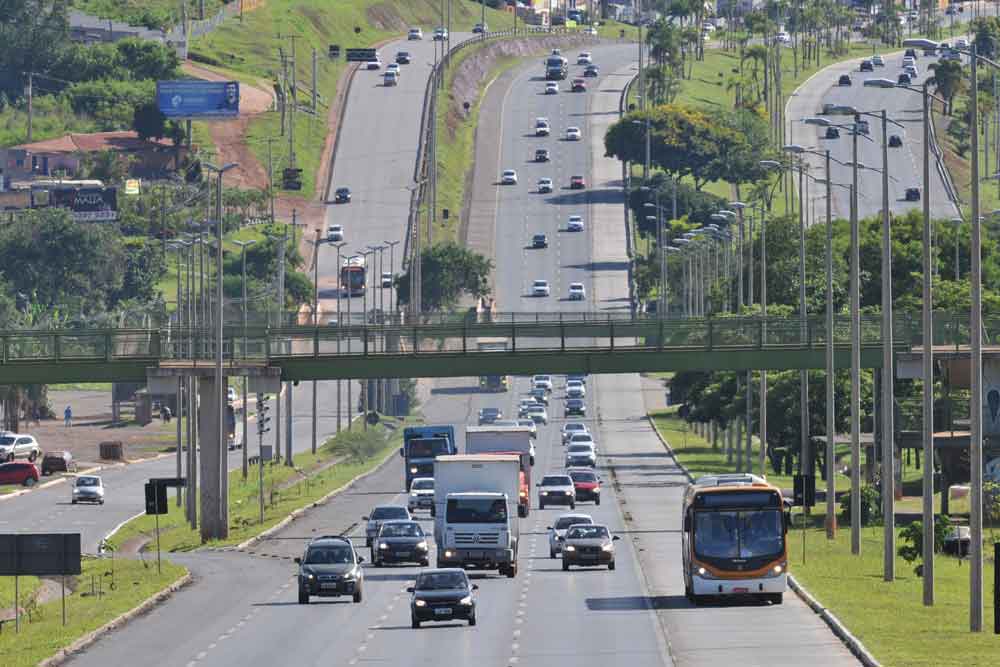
[406,438,451,458]
[693,510,783,560]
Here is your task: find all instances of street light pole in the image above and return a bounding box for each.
[312,229,320,454]
[798,162,810,482]
[824,149,836,539]
[332,241,346,432]
[850,115,862,556]
[234,238,256,481]
[879,108,896,583]
[921,79,936,607]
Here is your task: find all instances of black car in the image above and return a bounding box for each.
[838,74,852,86]
[296,536,365,604]
[41,450,75,475]
[898,72,912,85]
[888,134,903,147]
[904,48,917,59]
[409,568,477,628]
[478,407,502,424]
[535,148,550,162]
[372,520,430,566]
[583,65,599,77]
[532,233,548,248]
[396,51,411,64]
[860,60,873,72]
[905,187,921,201]
[825,126,840,139]
[334,187,351,203]
[565,398,586,416]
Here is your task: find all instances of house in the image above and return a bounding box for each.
[1,131,181,182]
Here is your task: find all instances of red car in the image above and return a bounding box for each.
[571,78,586,92]
[567,468,601,505]
[0,462,40,487]
[570,175,586,189]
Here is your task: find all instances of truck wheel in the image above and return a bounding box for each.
[298,590,309,604]
[353,587,363,603]
[420,559,429,567]
[539,502,545,510]
[28,450,37,462]
[411,617,421,629]
[562,560,570,572]
[518,506,527,518]
[550,548,556,559]
[569,501,575,509]
[505,563,517,578]
[608,560,615,571]
[769,593,783,605]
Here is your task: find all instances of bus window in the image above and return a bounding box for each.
[693,509,784,560]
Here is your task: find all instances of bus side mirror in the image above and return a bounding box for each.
[683,515,691,532]
[399,447,404,457]
[784,512,791,533]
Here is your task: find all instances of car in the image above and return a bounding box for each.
[383,71,398,86]
[571,79,586,92]
[565,127,582,141]
[889,134,903,148]
[381,271,393,288]
[576,52,592,65]
[560,523,620,570]
[902,56,916,67]
[71,475,104,504]
[396,51,412,64]
[372,520,430,566]
[838,74,852,86]
[367,60,382,70]
[525,404,548,425]
[547,513,593,557]
[327,224,344,242]
[567,373,587,385]
[433,27,448,41]
[566,379,586,397]
[528,387,549,405]
[537,177,554,193]
[567,215,584,232]
[569,175,586,189]
[408,27,423,40]
[532,380,549,394]
[535,118,550,136]
[297,535,365,604]
[872,54,885,67]
[775,31,791,44]
[860,60,873,72]
[545,82,559,94]
[898,72,912,85]
[501,169,518,185]
[472,22,487,33]
[583,65,599,77]
[364,505,411,547]
[905,187,921,201]
[565,443,597,467]
[532,233,548,248]
[825,127,840,140]
[516,419,538,441]
[334,187,352,203]
[904,65,919,78]
[408,477,435,512]
[478,407,502,424]
[41,450,74,476]
[409,568,477,628]
[568,433,596,451]
[956,38,969,49]
[946,4,958,14]
[567,468,601,504]
[518,398,540,417]
[532,375,553,391]
[904,48,917,59]
[568,282,585,300]
[923,47,937,57]
[0,433,40,462]
[226,386,238,404]
[535,148,550,162]
[855,118,870,135]
[562,422,589,444]
[532,279,550,296]
[538,474,576,509]
[565,398,586,417]
[0,461,38,487]
[386,62,401,76]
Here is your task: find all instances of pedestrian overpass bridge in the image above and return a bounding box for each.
[0,312,974,384]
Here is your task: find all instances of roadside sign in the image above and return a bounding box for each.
[145,482,168,515]
[346,48,377,62]
[329,45,341,58]
[124,178,141,195]
[156,80,240,120]
[793,474,816,507]
[49,186,118,222]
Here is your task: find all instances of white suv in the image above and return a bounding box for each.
[532,375,553,392]
[526,404,548,425]
[0,433,40,462]
[538,474,576,510]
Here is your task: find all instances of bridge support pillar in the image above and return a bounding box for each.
[199,375,228,542]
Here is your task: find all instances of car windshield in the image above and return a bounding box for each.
[446,498,507,523]
[569,471,597,483]
[541,476,571,486]
[77,477,100,487]
[566,525,609,540]
[380,522,423,538]
[305,546,354,564]
[571,435,592,442]
[555,516,592,530]
[411,479,434,491]
[568,444,593,453]
[372,506,408,520]
[565,423,585,432]
[693,510,784,559]
[416,571,467,590]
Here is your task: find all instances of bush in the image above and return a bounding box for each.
[898,516,951,576]
[839,484,882,526]
[325,428,388,464]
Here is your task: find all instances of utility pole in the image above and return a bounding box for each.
[274,224,286,461]
[312,47,318,113]
[266,137,276,222]
[312,228,320,454]
[279,49,287,136]
[26,72,33,143]
[288,50,296,170]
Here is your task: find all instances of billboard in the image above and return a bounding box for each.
[50,187,118,222]
[0,533,82,576]
[156,80,240,120]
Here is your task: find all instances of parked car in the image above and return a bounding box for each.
[0,433,40,462]
[0,461,39,487]
[72,475,104,504]
[41,451,75,475]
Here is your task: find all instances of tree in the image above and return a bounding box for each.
[114,38,180,81]
[928,59,964,115]
[0,1,70,98]
[79,149,134,184]
[110,238,167,305]
[133,102,167,141]
[395,243,492,311]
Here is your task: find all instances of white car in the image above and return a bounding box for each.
[532,375,553,392]
[72,475,104,505]
[408,27,423,40]
[533,380,550,394]
[547,512,594,557]
[562,422,589,444]
[568,282,585,300]
[903,64,919,77]
[0,433,40,462]
[532,279,550,296]
[567,215,584,232]
[537,177,554,193]
[227,387,237,403]
[367,60,382,70]
[538,474,576,510]
[381,271,393,288]
[525,404,548,425]
[565,443,597,467]
[501,169,518,184]
[567,379,586,397]
[386,63,401,77]
[408,477,434,512]
[775,31,791,44]
[535,118,551,136]
[327,224,344,242]
[433,27,448,41]
[568,432,596,452]
[545,82,559,94]
[565,126,582,141]
[577,52,592,65]
[955,38,969,49]
[872,54,885,67]
[518,397,540,417]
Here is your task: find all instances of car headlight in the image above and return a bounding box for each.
[459,595,473,605]
[410,491,418,497]
[409,467,418,474]
[565,545,576,552]
[303,572,315,580]
[414,599,427,607]
[416,541,428,550]
[602,543,614,552]
[379,543,388,550]
[696,566,720,580]
[342,570,357,581]
[444,550,454,558]
[540,491,548,496]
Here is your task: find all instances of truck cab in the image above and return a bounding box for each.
[400,425,456,489]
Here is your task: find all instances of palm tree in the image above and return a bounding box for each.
[928,60,965,116]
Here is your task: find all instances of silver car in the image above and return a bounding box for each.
[0,433,40,462]
[547,512,594,558]
[72,475,104,505]
[408,477,435,512]
[562,422,589,445]
[526,404,548,425]
[561,523,620,570]
[565,443,597,467]
[363,505,411,547]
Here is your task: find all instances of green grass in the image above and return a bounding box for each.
[111,419,406,552]
[0,574,39,612]
[0,556,186,667]
[73,0,226,30]
[47,383,113,392]
[794,526,998,667]
[245,111,327,201]
[0,96,97,149]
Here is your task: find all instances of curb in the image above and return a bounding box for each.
[38,572,193,667]
[0,453,175,502]
[788,574,881,667]
[645,414,694,482]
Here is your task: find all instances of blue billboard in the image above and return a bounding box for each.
[156,80,240,120]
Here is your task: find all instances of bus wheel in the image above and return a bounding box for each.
[768,593,783,605]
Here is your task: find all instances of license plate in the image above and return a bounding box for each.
[395,551,411,558]
[733,587,749,593]
[320,583,339,590]
[434,607,452,616]
[581,553,597,560]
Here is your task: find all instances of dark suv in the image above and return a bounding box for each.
[296,536,364,604]
[41,451,75,476]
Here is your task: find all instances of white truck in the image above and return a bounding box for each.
[465,426,533,518]
[433,454,521,577]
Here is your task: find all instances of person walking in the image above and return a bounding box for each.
[64,405,72,428]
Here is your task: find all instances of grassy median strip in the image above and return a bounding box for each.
[110,419,407,552]
[0,556,186,667]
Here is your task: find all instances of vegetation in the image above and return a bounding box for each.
[395,242,492,311]
[74,0,227,30]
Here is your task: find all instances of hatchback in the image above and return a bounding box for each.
[0,462,39,487]
[569,175,586,189]
[501,169,518,185]
[838,74,852,86]
[41,451,74,475]
[409,569,477,628]
[532,279,550,296]
[334,187,352,203]
[560,524,620,571]
[532,233,548,249]
[567,215,584,231]
[72,475,104,504]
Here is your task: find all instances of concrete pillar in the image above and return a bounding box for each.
[199,375,228,541]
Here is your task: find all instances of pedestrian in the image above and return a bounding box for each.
[31,406,40,427]
[64,405,72,428]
